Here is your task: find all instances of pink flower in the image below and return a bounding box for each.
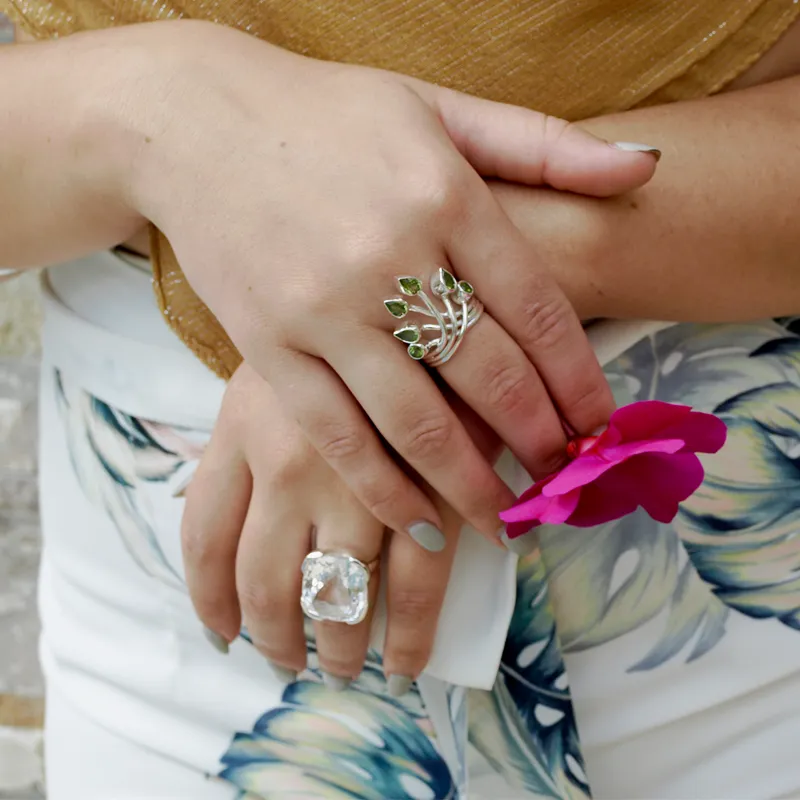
[500,400,727,538]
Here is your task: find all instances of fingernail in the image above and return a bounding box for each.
[500,530,537,556]
[387,674,414,698]
[407,521,446,552]
[203,626,229,655]
[322,672,352,692]
[267,661,297,684]
[611,141,662,161]
[591,424,608,437]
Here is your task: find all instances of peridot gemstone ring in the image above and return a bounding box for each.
[384,268,483,367]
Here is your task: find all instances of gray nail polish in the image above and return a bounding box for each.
[500,530,537,557]
[267,661,297,684]
[322,672,352,692]
[387,675,414,698]
[611,141,662,161]
[203,626,229,655]
[407,521,446,552]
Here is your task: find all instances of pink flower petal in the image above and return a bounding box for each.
[542,453,614,496]
[609,401,692,441]
[599,437,685,462]
[565,476,641,527]
[636,452,705,522]
[538,488,581,525]
[504,518,538,539]
[500,488,580,537]
[499,478,549,523]
[544,438,684,497]
[657,412,727,454]
[499,483,580,525]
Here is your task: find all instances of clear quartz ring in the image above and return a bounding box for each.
[300,551,375,625]
[384,269,484,367]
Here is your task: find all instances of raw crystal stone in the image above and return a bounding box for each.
[300,551,370,625]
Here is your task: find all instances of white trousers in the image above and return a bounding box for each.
[39,251,800,799]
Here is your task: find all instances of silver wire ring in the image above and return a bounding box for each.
[384,269,484,367]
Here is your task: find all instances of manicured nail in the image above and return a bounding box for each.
[203,626,229,655]
[322,672,352,692]
[407,521,446,552]
[267,661,297,684]
[387,675,414,698]
[611,141,662,161]
[591,424,608,437]
[500,530,537,556]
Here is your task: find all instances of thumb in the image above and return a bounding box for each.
[423,84,660,197]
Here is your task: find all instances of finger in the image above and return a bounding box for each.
[327,337,516,538]
[435,310,568,479]
[451,186,616,438]
[269,349,456,549]
[182,423,252,648]
[236,497,311,676]
[382,501,460,695]
[414,81,659,196]
[312,507,384,690]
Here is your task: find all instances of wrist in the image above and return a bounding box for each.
[491,181,617,321]
[69,22,200,222]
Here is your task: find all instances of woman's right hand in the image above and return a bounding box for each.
[182,363,475,694]
[116,20,659,544]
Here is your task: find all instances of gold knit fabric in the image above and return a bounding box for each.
[5,0,800,378]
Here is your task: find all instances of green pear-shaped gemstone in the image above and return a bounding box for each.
[458,280,474,295]
[408,343,427,360]
[439,268,457,291]
[393,325,421,344]
[384,299,409,318]
[397,276,423,296]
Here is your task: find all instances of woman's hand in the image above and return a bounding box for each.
[119,21,659,545]
[181,364,466,693]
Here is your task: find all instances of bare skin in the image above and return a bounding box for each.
[6,17,800,685]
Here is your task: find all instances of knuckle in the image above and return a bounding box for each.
[481,361,533,416]
[519,293,574,351]
[181,516,217,572]
[532,445,570,479]
[391,587,441,624]
[238,580,292,622]
[399,412,453,462]
[405,162,465,223]
[567,380,613,430]
[317,653,362,678]
[269,439,318,490]
[313,420,368,463]
[357,476,408,525]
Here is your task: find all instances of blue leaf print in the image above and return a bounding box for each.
[219,680,457,799]
[469,549,588,799]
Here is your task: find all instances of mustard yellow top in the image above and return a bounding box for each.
[6,0,800,378]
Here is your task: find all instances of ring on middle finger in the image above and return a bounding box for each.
[384,268,484,367]
[300,550,378,625]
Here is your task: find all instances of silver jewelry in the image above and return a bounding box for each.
[300,550,376,625]
[384,269,483,366]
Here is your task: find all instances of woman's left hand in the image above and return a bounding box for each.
[181,363,477,694]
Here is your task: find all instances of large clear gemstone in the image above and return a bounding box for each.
[300,551,370,625]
